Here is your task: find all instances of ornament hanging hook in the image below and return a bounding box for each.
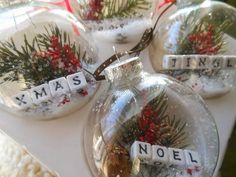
[113,46,121,63]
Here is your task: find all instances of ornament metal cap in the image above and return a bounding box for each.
[104,57,143,83]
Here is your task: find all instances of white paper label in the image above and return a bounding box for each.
[12,91,33,110]
[130,141,201,169]
[162,55,236,70]
[12,71,88,109]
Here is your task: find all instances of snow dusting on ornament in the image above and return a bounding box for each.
[84,57,219,177]
[149,0,236,98]
[0,2,99,120]
[70,0,158,43]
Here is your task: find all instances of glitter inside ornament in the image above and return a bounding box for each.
[70,0,158,43]
[149,0,236,98]
[84,57,219,177]
[0,1,98,120]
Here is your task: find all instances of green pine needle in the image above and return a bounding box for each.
[0,25,81,88]
[115,90,188,148]
[108,90,188,177]
[102,0,152,19]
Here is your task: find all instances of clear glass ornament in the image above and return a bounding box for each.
[0,1,99,120]
[84,57,219,177]
[149,0,236,98]
[70,0,158,43]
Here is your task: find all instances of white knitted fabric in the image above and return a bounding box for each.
[0,132,57,177]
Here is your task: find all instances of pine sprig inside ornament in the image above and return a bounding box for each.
[174,11,228,55]
[102,90,188,177]
[163,10,232,81]
[102,0,152,19]
[0,25,83,88]
[80,0,152,20]
[118,90,188,148]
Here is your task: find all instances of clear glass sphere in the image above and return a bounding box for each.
[84,57,219,177]
[0,2,99,120]
[70,0,158,43]
[149,0,236,98]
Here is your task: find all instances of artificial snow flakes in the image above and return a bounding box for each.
[70,0,158,43]
[0,2,98,120]
[84,57,219,177]
[149,0,236,98]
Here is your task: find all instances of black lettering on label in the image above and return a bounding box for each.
[199,58,206,67]
[227,59,233,67]
[139,144,148,154]
[156,148,165,158]
[173,150,181,161]
[171,58,177,68]
[189,152,198,163]
[34,87,47,99]
[212,59,220,68]
[16,94,27,105]
[73,76,81,85]
[55,81,64,91]
[186,57,191,67]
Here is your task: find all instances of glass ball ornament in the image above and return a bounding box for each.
[0,0,99,120]
[149,0,236,98]
[70,0,158,43]
[84,57,219,177]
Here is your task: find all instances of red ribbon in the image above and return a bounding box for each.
[51,0,72,13]
[50,0,80,36]
[158,0,175,9]
[64,0,73,13]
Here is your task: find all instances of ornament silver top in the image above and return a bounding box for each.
[104,57,143,83]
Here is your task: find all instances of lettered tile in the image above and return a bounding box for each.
[66,72,87,92]
[223,56,236,68]
[184,150,201,167]
[162,55,182,69]
[152,145,169,165]
[210,56,223,69]
[197,55,211,69]
[168,148,186,166]
[130,141,152,161]
[12,91,33,110]
[30,84,52,104]
[182,55,198,69]
[49,77,70,97]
